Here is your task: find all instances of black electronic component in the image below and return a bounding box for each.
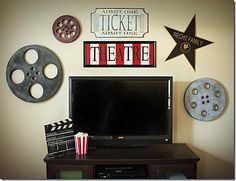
[96,165,147,179]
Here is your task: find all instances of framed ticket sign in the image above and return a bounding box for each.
[84,41,156,67]
[91,8,149,38]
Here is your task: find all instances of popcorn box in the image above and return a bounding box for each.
[74,132,88,155]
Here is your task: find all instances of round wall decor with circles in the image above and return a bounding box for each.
[184,78,226,121]
[52,15,81,43]
[6,45,63,103]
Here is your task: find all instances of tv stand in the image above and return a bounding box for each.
[44,143,200,179]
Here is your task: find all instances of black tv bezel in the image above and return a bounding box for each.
[69,76,173,146]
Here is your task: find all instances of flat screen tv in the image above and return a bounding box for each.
[69,76,173,146]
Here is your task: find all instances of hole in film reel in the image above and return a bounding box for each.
[6,45,63,103]
[30,83,44,99]
[24,49,38,64]
[43,64,58,79]
[11,69,25,84]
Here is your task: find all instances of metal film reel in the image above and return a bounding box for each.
[52,15,81,43]
[184,78,226,121]
[6,45,63,103]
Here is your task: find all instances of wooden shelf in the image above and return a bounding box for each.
[44,143,200,179]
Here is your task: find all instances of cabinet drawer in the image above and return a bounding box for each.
[47,164,93,179]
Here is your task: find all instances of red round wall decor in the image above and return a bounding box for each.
[52,15,81,43]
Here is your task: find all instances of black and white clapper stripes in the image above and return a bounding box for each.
[44,118,75,156]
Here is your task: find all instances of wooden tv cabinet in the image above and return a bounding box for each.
[44,143,200,179]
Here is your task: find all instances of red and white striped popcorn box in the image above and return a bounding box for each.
[74,132,89,155]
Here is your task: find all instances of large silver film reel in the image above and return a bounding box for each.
[6,45,63,103]
[184,78,226,121]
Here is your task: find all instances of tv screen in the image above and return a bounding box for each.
[69,76,172,146]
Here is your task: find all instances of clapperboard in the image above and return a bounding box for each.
[44,118,75,156]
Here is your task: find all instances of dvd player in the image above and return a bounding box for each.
[96,165,147,179]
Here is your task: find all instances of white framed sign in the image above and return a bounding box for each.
[91,8,149,38]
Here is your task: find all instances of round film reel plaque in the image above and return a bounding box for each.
[6,45,63,103]
[52,15,81,43]
[184,78,226,121]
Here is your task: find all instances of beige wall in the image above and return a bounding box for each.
[0,0,234,179]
